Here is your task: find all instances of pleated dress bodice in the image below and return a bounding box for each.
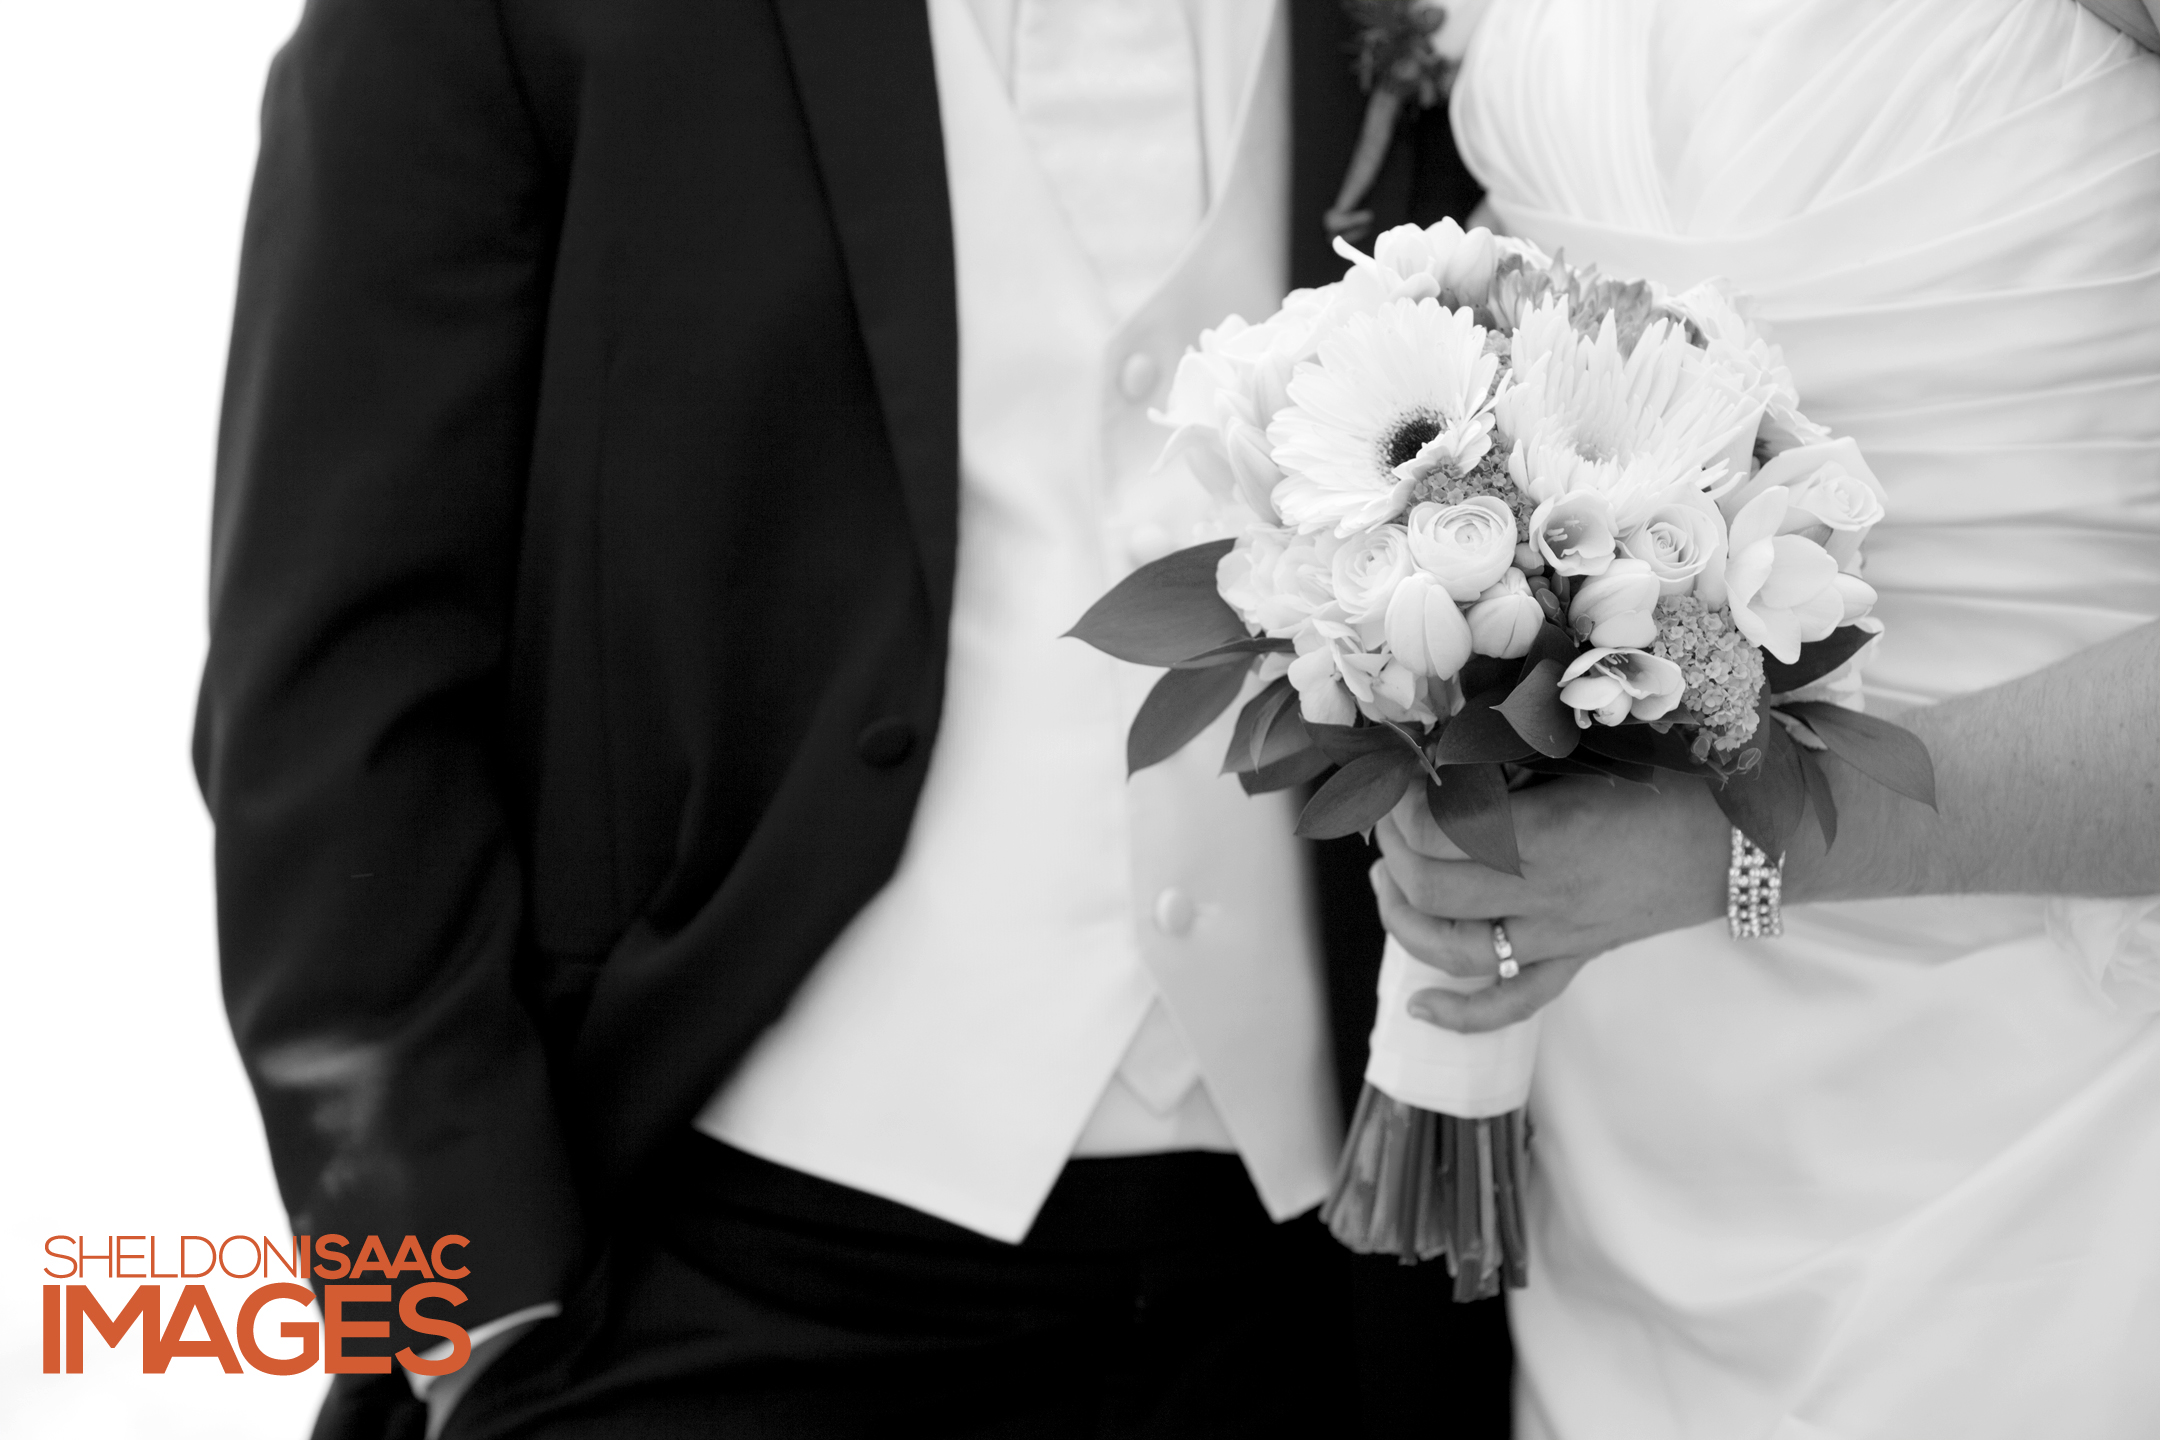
[1451,3,2160,1435]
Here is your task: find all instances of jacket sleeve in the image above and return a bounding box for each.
[195,0,581,1344]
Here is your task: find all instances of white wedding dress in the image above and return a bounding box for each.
[1450,2,2160,1435]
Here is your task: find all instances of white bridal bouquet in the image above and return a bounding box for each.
[1069,221,1936,1299]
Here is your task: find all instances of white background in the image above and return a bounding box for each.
[0,2,325,1435]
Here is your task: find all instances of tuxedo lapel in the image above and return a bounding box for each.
[770,0,960,630]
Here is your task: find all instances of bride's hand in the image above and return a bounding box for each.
[1372,772,1731,1034]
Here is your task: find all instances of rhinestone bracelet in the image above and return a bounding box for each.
[1727,828,1784,939]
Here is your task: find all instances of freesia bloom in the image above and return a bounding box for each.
[1291,619,1432,725]
[1567,558,1662,648]
[1268,297,1500,534]
[1558,647,1686,726]
[1439,225,1500,309]
[1833,573,1878,624]
[1406,495,1516,600]
[1723,487,1845,663]
[1467,570,1542,658]
[1527,490,1618,575]
[1287,642,1359,726]
[1385,572,1476,680]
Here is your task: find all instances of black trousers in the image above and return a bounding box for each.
[430,1133,1510,1439]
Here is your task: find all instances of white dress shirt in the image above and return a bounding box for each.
[697,0,1337,1244]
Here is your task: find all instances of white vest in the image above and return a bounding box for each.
[697,0,1337,1244]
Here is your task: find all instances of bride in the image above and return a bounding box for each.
[1375,0,2160,1434]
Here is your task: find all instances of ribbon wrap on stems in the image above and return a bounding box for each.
[1321,936,1539,1299]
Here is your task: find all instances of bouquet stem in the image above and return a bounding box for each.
[1321,1083,1531,1301]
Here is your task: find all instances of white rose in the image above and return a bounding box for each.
[1386,572,1476,679]
[1718,438,1886,574]
[1466,570,1543,658]
[1723,486,1846,663]
[1558,647,1687,726]
[1217,529,1290,633]
[1217,528,1341,636]
[1331,525,1419,630]
[1567,558,1662,649]
[1619,494,1725,597]
[1783,469,1884,574]
[1528,490,1618,576]
[1158,297,1338,443]
[1406,495,1518,600]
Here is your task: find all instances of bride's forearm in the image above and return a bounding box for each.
[1784,621,2160,904]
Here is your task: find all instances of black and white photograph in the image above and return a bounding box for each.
[7,1,2158,1437]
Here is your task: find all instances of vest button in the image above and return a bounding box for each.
[1119,352,1159,402]
[856,716,916,769]
[1153,887,1196,938]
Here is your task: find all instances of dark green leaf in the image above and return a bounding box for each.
[1567,751,1657,785]
[1516,755,1619,779]
[1306,721,1418,767]
[1798,746,1839,850]
[1295,749,1422,839]
[1240,745,1333,795]
[1223,677,1293,775]
[1575,721,1708,775]
[1251,694,1312,773]
[1426,768,1521,876]
[1710,705,1808,855]
[1067,540,1246,666]
[1525,621,1580,674]
[1496,658,1580,758]
[1781,701,1938,808]
[1128,660,1250,775]
[1434,696,1535,765]
[1171,634,1296,668]
[1762,624,1874,695]
[1456,654,1519,702]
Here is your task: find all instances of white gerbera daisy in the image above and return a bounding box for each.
[1495,296,1763,526]
[1266,298,1500,535]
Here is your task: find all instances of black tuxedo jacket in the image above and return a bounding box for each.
[197,0,1483,1342]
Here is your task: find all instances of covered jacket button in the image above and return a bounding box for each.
[856,716,916,768]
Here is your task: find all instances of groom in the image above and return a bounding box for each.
[196,2,1504,1436]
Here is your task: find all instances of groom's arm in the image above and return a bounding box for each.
[195,0,582,1350]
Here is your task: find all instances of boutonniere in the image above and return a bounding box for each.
[1326,0,1458,243]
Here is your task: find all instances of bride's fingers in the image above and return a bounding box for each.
[1371,861,1507,979]
[1405,954,1594,1034]
[1374,820,1527,918]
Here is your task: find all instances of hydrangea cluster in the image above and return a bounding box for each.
[1406,451,1535,542]
[1653,596,1765,754]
